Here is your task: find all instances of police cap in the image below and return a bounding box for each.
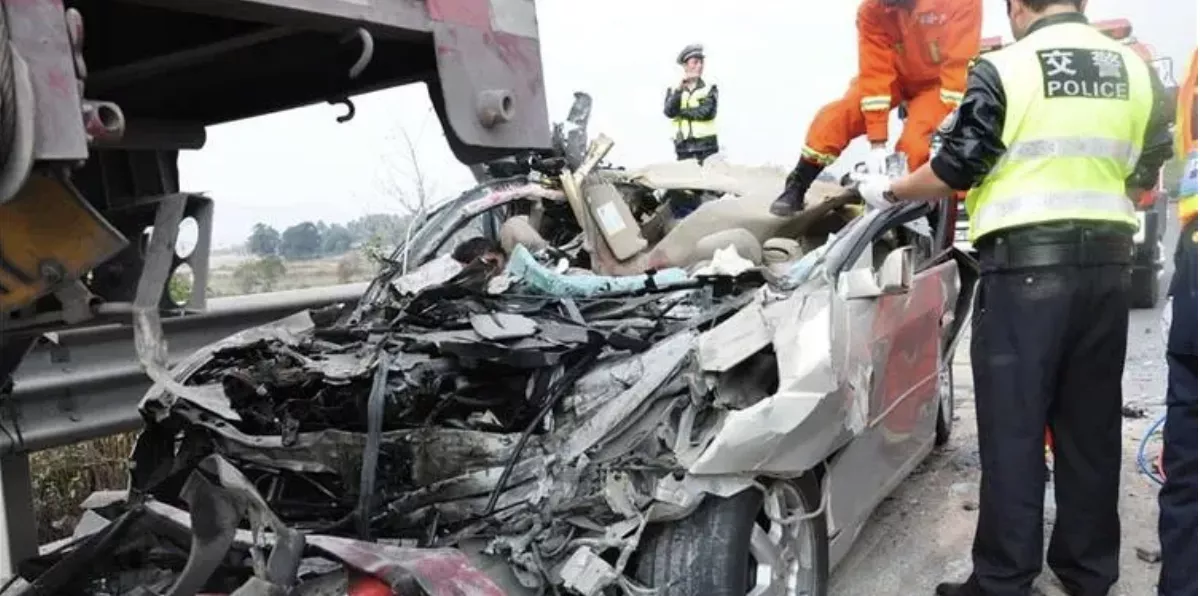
[677,44,705,65]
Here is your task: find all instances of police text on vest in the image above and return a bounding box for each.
[1037,48,1130,101]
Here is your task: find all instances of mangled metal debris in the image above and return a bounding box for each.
[18,114,971,595]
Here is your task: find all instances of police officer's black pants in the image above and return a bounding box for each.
[968,261,1129,596]
[675,147,716,164]
[1159,351,1198,596]
[1159,218,1198,596]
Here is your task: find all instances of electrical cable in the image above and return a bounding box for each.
[1136,412,1167,486]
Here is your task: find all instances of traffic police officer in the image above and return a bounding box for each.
[1158,46,1197,596]
[854,0,1174,594]
[664,44,719,163]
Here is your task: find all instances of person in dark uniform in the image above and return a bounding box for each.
[851,0,1175,594]
[1158,46,1197,596]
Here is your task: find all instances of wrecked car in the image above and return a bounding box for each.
[17,110,977,595]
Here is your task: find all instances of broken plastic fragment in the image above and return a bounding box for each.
[392,254,463,295]
[470,312,539,340]
[558,547,618,596]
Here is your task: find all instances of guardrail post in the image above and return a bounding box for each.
[0,453,37,578]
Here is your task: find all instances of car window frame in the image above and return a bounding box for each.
[823,202,936,280]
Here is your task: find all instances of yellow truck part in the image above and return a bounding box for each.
[0,172,126,314]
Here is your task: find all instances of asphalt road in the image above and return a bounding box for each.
[830,212,1181,596]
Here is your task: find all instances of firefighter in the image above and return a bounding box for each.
[664,44,719,163]
[769,0,982,216]
[852,0,1174,594]
[1158,46,1197,596]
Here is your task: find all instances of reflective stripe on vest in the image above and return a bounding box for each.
[973,190,1136,235]
[993,137,1139,171]
[965,22,1153,242]
[673,85,717,140]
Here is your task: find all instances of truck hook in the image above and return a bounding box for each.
[328,98,356,123]
[343,27,375,80]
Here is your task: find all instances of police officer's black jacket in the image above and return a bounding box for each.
[931,13,1175,196]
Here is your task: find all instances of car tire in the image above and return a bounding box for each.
[935,360,954,447]
[1130,266,1159,309]
[635,478,829,596]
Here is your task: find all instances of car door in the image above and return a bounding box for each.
[822,205,958,557]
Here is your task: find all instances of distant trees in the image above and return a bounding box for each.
[321,223,354,255]
[346,214,411,247]
[279,222,322,260]
[245,213,411,262]
[247,223,281,256]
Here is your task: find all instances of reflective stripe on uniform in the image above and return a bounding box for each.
[972,190,1136,234]
[860,95,892,112]
[995,137,1139,170]
[802,146,838,166]
[940,88,965,105]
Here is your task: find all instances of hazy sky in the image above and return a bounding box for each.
[178,0,1197,248]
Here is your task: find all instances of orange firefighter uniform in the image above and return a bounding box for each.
[812,0,982,170]
[771,0,982,216]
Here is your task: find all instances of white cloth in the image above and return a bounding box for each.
[856,175,894,211]
[865,147,891,176]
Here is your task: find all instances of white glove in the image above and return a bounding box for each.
[865,147,890,176]
[857,175,895,211]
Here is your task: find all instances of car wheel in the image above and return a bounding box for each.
[635,479,829,596]
[935,359,954,447]
[1130,266,1159,309]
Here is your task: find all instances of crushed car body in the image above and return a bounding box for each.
[15,95,976,596]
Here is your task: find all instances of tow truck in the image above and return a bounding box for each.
[0,0,551,383]
[952,18,1178,308]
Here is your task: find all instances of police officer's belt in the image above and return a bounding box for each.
[976,223,1133,269]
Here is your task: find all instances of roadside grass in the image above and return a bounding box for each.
[31,434,135,541]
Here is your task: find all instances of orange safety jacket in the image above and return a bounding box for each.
[1177,48,1197,226]
[856,0,982,144]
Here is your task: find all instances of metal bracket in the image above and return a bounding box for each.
[134,194,187,313]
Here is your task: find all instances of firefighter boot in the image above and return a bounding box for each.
[769,159,823,217]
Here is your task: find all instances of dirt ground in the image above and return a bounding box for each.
[830,218,1179,595]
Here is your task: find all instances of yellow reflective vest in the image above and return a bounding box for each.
[965,22,1155,242]
[1177,48,1197,226]
[672,85,717,141]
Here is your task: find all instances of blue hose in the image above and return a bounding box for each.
[1136,412,1168,486]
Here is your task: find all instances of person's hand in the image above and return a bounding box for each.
[856,175,895,211]
[865,146,890,176]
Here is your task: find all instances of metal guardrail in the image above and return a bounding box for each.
[0,281,368,576]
